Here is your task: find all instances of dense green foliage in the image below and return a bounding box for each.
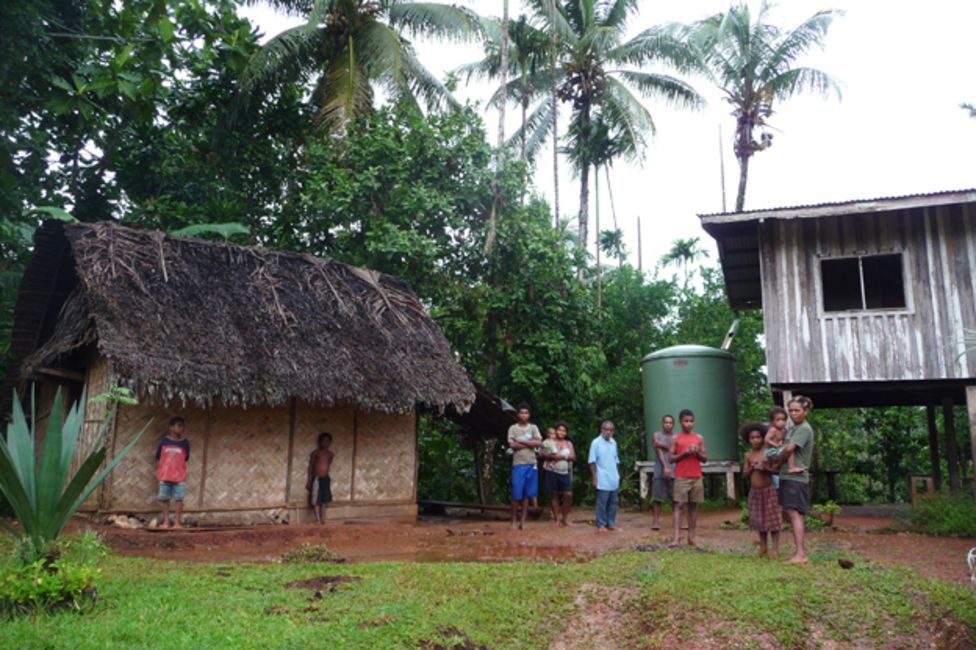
[898,493,976,537]
[0,533,106,617]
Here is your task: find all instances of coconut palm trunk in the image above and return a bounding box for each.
[485,0,510,254]
[595,163,601,309]
[549,0,560,227]
[734,116,751,212]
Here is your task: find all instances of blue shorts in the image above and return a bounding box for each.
[512,464,538,501]
[157,481,185,502]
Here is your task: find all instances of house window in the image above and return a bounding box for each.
[821,253,906,312]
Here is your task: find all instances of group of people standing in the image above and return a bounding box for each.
[509,395,818,564]
[507,404,622,532]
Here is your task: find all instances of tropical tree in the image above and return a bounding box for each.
[458,14,551,161]
[494,0,702,251]
[239,0,482,136]
[659,237,709,282]
[667,2,840,211]
[599,229,626,262]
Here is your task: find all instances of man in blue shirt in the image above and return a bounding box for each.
[588,420,620,532]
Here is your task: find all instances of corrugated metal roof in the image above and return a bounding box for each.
[699,188,976,224]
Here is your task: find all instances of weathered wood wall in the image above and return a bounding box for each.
[99,382,416,521]
[760,203,976,384]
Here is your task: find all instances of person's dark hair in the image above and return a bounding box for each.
[678,409,694,420]
[168,416,185,427]
[661,414,674,423]
[739,421,767,444]
[767,406,787,420]
[317,431,333,445]
[516,402,531,413]
[788,395,814,411]
[554,420,569,433]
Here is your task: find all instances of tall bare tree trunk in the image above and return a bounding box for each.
[605,165,623,264]
[595,164,601,309]
[521,95,528,161]
[578,161,589,253]
[485,0,510,254]
[549,0,560,228]
[735,122,750,212]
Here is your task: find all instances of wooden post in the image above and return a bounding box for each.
[926,403,941,491]
[198,406,212,508]
[350,410,359,501]
[473,435,485,505]
[967,386,976,499]
[284,398,296,504]
[943,397,961,492]
[781,389,793,408]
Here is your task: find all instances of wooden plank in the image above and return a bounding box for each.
[36,367,85,382]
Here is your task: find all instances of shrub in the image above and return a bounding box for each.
[901,493,976,537]
[0,532,108,617]
[0,388,149,561]
[280,543,345,564]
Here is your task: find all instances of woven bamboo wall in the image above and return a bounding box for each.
[204,404,289,508]
[77,354,110,508]
[288,402,355,506]
[109,403,205,509]
[353,411,416,502]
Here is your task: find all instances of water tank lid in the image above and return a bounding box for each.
[641,344,734,363]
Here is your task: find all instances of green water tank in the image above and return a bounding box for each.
[640,344,739,462]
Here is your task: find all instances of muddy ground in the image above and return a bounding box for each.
[72,508,976,584]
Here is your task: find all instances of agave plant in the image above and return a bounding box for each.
[0,388,149,561]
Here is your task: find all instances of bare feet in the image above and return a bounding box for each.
[608,526,621,532]
[651,524,660,531]
[511,521,519,530]
[596,527,607,533]
[687,538,696,547]
[668,539,681,548]
[786,555,808,564]
[172,522,183,530]
[560,519,571,526]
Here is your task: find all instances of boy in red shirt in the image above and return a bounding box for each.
[668,409,707,547]
[155,416,190,529]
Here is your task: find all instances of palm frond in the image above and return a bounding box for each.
[962,103,976,118]
[763,66,841,102]
[312,40,375,134]
[603,0,639,32]
[399,41,460,112]
[613,70,704,110]
[387,2,484,42]
[238,23,324,100]
[764,9,839,77]
[612,26,704,75]
[600,78,654,162]
[507,99,556,160]
[486,69,553,108]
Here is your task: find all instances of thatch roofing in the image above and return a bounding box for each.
[8,221,476,414]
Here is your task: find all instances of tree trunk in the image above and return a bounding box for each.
[595,164,601,309]
[605,165,623,264]
[549,0,559,228]
[484,0,510,255]
[734,120,751,212]
[578,161,589,254]
[735,153,749,213]
[521,95,528,162]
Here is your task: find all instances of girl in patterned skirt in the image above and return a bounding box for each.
[741,422,782,557]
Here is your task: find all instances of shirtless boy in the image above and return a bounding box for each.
[306,432,335,524]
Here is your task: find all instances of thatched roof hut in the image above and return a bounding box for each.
[4,220,477,524]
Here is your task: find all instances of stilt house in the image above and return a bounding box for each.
[3,221,477,524]
[700,189,976,491]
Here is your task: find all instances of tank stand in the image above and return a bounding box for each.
[636,460,741,506]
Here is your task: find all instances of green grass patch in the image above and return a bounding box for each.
[0,539,973,648]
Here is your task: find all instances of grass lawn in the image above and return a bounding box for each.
[2,544,974,648]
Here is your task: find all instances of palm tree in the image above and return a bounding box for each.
[457,15,551,161]
[239,0,482,136]
[498,0,703,251]
[659,237,709,282]
[599,229,626,262]
[668,2,840,212]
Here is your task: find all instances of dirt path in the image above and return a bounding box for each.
[76,508,976,583]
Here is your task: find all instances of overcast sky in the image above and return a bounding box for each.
[240,1,976,270]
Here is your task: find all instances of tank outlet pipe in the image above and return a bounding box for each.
[720,316,740,351]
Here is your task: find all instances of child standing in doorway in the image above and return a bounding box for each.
[306,432,335,524]
[742,422,782,557]
[156,416,190,529]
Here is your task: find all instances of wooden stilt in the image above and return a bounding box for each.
[943,397,961,492]
[926,403,941,491]
[966,386,976,499]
